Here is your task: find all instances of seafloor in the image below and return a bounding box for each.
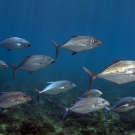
[1,77,135,135]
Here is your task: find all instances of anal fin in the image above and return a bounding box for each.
[7,49,11,52]
[29,71,33,75]
[71,52,77,55]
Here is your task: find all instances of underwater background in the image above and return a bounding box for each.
[0,0,135,134]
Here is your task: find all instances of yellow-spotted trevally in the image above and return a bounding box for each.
[9,55,54,78]
[83,60,135,88]
[0,92,31,112]
[59,97,109,120]
[0,60,8,70]
[0,37,31,52]
[105,97,135,118]
[34,80,76,102]
[52,36,101,58]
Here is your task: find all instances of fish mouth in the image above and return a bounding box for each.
[52,60,55,63]
[27,97,31,101]
[98,41,102,45]
[3,64,8,69]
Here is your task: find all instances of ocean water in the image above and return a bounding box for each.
[0,0,135,135]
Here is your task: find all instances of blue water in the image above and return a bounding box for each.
[0,0,135,134]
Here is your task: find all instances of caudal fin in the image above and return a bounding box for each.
[105,107,110,118]
[52,40,61,58]
[82,66,97,89]
[58,104,69,120]
[9,64,18,79]
[34,88,41,102]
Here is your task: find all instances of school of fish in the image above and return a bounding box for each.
[0,36,135,121]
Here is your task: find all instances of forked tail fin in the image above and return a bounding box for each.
[58,104,69,120]
[105,107,110,118]
[9,64,18,79]
[34,88,41,102]
[82,66,97,89]
[52,40,61,59]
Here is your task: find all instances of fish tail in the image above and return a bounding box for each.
[105,107,110,119]
[9,64,18,79]
[58,104,69,120]
[52,40,61,59]
[82,66,97,89]
[34,88,41,102]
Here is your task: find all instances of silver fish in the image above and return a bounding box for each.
[35,80,76,102]
[52,36,101,58]
[80,89,102,98]
[0,60,8,70]
[70,89,102,104]
[112,102,135,112]
[0,37,31,52]
[105,97,135,118]
[9,55,54,78]
[59,97,109,120]
[0,92,31,111]
[83,60,135,88]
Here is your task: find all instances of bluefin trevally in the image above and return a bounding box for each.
[9,55,54,78]
[52,36,101,58]
[105,97,135,118]
[70,89,102,104]
[34,80,76,102]
[0,37,30,52]
[80,89,102,98]
[83,60,135,88]
[59,97,109,120]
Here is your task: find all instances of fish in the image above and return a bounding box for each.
[52,36,101,58]
[0,92,31,112]
[80,89,102,98]
[105,97,135,118]
[59,97,109,120]
[9,55,54,78]
[0,36,31,52]
[0,60,8,70]
[70,89,102,104]
[83,60,135,88]
[34,80,76,102]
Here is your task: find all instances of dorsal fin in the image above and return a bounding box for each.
[25,56,31,58]
[8,36,13,38]
[76,97,84,100]
[72,35,78,38]
[111,60,121,64]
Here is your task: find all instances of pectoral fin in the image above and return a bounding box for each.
[122,104,129,107]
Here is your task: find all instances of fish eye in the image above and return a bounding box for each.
[2,64,5,67]
[47,58,51,61]
[23,96,27,98]
[102,101,105,103]
[70,82,72,85]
